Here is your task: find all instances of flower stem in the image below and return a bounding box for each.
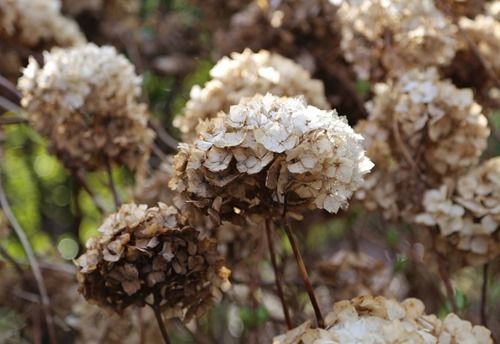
[281,212,324,328]
[480,263,489,326]
[265,219,292,329]
[149,297,171,344]
[106,161,121,210]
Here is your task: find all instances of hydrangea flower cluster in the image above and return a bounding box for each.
[416,158,500,266]
[18,43,155,172]
[274,296,493,343]
[316,250,408,301]
[0,0,85,47]
[75,203,231,320]
[169,93,373,218]
[356,68,489,220]
[337,0,458,81]
[173,49,329,141]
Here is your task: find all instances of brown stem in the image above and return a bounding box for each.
[0,174,58,344]
[149,297,171,344]
[0,73,21,100]
[149,118,179,151]
[437,255,458,314]
[106,161,121,210]
[282,209,324,328]
[72,170,106,214]
[0,116,28,125]
[0,95,23,114]
[480,263,489,327]
[0,244,24,275]
[265,219,293,329]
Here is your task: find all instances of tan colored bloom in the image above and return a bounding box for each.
[18,43,155,172]
[317,250,408,301]
[338,0,458,81]
[0,0,85,47]
[356,68,489,220]
[416,158,500,266]
[75,203,230,320]
[170,93,373,221]
[274,296,493,343]
[174,49,329,141]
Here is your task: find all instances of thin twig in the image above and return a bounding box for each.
[281,196,324,328]
[72,170,106,214]
[149,294,171,344]
[265,219,292,329]
[480,263,489,327]
[0,116,28,125]
[149,118,179,151]
[0,95,23,114]
[152,143,170,163]
[0,74,21,100]
[0,174,58,344]
[0,244,24,275]
[106,161,121,210]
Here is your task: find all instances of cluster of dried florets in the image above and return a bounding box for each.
[75,203,231,320]
[174,49,329,141]
[0,0,85,47]
[416,158,500,266]
[18,43,154,172]
[355,68,489,220]
[274,296,493,343]
[316,250,408,301]
[338,0,458,81]
[170,93,373,219]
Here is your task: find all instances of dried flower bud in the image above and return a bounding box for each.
[338,0,458,81]
[170,93,373,222]
[416,158,500,266]
[0,0,85,47]
[317,250,408,301]
[356,68,489,220]
[18,43,155,172]
[174,49,329,141]
[75,203,230,320]
[274,296,493,343]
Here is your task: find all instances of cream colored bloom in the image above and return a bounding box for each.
[274,296,493,344]
[174,49,329,141]
[356,68,489,220]
[0,0,85,47]
[416,158,500,266]
[170,93,373,219]
[18,43,154,172]
[337,0,458,81]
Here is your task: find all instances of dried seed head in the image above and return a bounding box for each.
[274,296,493,343]
[0,0,85,47]
[338,0,458,81]
[170,93,373,223]
[416,158,500,266]
[356,68,489,221]
[317,250,408,301]
[18,43,155,172]
[75,203,230,321]
[174,49,329,141]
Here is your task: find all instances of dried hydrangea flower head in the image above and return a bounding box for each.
[435,0,486,18]
[173,49,329,141]
[456,14,500,105]
[75,203,230,320]
[416,158,500,266]
[337,0,458,81]
[355,68,489,220]
[274,296,493,343]
[170,93,373,222]
[317,250,408,301]
[18,43,155,172]
[0,0,84,47]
